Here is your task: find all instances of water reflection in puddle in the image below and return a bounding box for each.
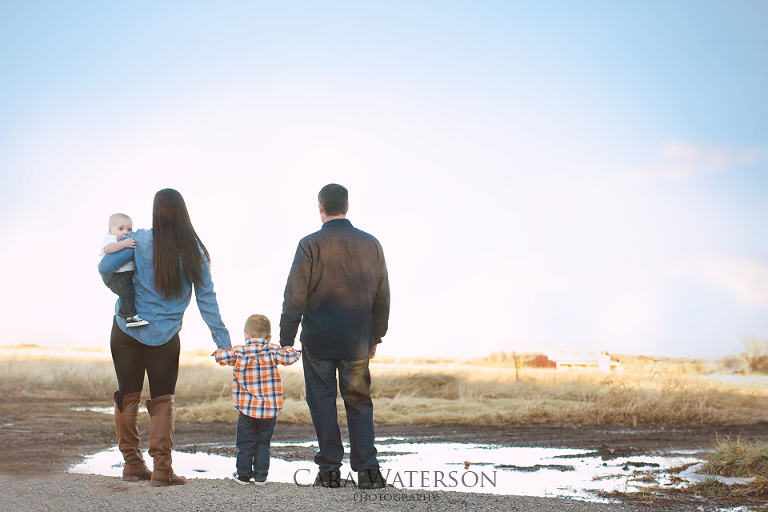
[69,440,700,501]
[71,406,115,415]
[376,442,699,500]
[70,446,310,481]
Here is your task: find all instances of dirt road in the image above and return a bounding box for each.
[2,395,767,511]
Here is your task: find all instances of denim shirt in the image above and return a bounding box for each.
[98,229,232,350]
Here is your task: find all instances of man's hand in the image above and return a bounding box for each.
[369,344,377,359]
[121,238,136,249]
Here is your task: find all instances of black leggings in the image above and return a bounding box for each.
[110,316,180,403]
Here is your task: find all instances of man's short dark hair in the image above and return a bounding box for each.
[318,184,348,216]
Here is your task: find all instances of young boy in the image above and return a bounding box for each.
[99,213,148,328]
[214,314,300,485]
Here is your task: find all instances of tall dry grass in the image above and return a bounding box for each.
[364,363,768,426]
[0,348,307,401]
[0,348,117,395]
[3,347,768,427]
[684,435,768,499]
[702,435,768,478]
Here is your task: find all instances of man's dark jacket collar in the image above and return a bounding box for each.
[322,218,352,229]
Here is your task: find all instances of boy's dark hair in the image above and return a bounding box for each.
[318,184,348,216]
[244,314,271,339]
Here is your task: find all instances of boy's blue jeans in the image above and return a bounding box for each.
[236,412,277,482]
[302,348,379,472]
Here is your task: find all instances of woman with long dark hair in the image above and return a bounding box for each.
[98,189,231,486]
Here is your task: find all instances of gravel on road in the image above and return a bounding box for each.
[0,473,665,512]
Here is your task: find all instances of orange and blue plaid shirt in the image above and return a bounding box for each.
[214,338,300,419]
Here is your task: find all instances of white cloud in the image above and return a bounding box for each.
[597,291,660,350]
[634,142,762,181]
[666,257,768,307]
[698,257,768,307]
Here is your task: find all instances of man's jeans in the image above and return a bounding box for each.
[302,348,379,472]
[236,412,277,482]
[107,271,137,318]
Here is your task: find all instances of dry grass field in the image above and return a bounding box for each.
[3,346,768,427]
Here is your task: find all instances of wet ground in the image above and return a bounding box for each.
[70,440,703,502]
[4,395,768,509]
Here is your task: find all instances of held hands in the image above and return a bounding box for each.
[369,344,377,359]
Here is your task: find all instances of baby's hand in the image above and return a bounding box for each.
[121,238,136,249]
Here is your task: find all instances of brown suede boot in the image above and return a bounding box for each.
[114,391,152,481]
[146,394,186,486]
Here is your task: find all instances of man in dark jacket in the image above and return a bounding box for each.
[279,183,390,489]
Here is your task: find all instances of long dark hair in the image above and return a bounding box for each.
[152,189,211,299]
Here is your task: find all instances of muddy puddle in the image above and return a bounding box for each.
[71,406,114,414]
[69,438,702,502]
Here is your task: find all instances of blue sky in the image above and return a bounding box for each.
[0,1,766,359]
